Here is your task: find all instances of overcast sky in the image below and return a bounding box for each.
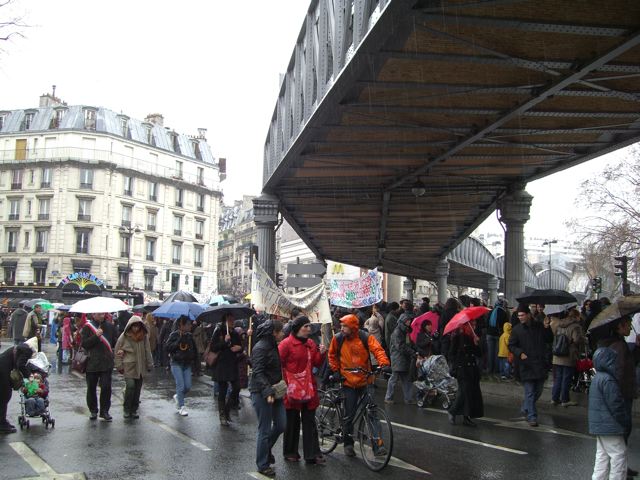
[0,0,631,241]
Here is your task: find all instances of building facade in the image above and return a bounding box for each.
[0,94,224,298]
[217,196,256,297]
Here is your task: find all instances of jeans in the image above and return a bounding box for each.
[86,370,112,414]
[170,363,192,408]
[498,357,511,378]
[24,397,45,416]
[384,372,414,403]
[522,379,545,421]
[592,435,627,480]
[485,335,499,374]
[123,377,143,414]
[251,392,286,470]
[343,385,369,446]
[551,365,574,403]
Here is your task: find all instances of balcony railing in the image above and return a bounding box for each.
[175,201,183,208]
[10,183,21,190]
[77,246,89,254]
[147,224,156,231]
[37,213,50,220]
[40,182,51,188]
[36,245,45,253]
[8,214,19,220]
[197,205,204,212]
[149,195,157,202]
[123,190,132,196]
[121,251,129,258]
[77,214,91,221]
[7,245,17,252]
[195,233,203,240]
[194,261,202,267]
[146,255,154,261]
[174,229,182,236]
[80,182,93,189]
[172,258,181,265]
[121,220,131,227]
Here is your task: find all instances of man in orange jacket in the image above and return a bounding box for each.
[328,313,389,456]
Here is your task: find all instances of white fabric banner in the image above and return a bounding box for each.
[250,260,332,324]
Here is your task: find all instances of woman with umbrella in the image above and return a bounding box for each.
[165,316,197,416]
[445,308,486,426]
[209,313,243,426]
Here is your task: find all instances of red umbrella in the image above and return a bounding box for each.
[443,306,490,336]
[410,311,440,344]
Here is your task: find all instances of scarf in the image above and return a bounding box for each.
[293,334,308,344]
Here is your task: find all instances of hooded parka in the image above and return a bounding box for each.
[114,316,154,379]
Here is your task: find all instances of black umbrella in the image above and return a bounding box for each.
[21,298,49,309]
[143,300,162,312]
[163,291,198,304]
[587,295,640,332]
[515,289,577,305]
[196,303,256,324]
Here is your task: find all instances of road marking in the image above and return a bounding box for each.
[146,416,212,451]
[71,370,83,380]
[388,421,528,455]
[9,442,87,479]
[247,473,271,479]
[333,443,431,475]
[424,408,591,439]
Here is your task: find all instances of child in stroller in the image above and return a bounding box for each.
[413,355,458,409]
[18,351,55,429]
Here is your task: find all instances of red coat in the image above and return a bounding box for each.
[278,335,324,410]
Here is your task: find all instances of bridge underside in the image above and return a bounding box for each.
[265,0,640,281]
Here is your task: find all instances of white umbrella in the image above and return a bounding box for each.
[69,296,129,314]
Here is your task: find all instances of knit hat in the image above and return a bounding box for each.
[24,337,38,355]
[291,315,311,334]
[516,303,531,315]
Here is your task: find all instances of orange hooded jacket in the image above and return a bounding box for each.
[328,314,389,388]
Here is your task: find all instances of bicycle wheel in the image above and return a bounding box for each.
[356,405,393,471]
[315,393,341,454]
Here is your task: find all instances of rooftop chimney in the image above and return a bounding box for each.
[145,113,164,127]
[39,85,66,108]
[197,128,207,140]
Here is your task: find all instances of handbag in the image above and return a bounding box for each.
[72,348,89,374]
[284,348,315,402]
[9,369,23,390]
[271,379,287,400]
[204,344,218,367]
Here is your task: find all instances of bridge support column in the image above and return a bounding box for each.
[403,277,416,302]
[487,276,500,307]
[435,260,450,305]
[252,194,279,281]
[498,187,533,306]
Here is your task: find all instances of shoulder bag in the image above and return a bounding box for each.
[72,348,89,374]
[284,347,315,402]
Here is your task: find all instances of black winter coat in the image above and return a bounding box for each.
[165,330,197,366]
[81,320,117,373]
[249,334,283,399]
[508,320,553,381]
[448,333,483,418]
[210,324,242,382]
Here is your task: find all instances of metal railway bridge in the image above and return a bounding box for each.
[254,0,640,303]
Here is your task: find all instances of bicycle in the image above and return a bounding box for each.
[315,367,393,471]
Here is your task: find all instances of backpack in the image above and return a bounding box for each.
[489,306,503,328]
[335,330,370,367]
[552,326,570,356]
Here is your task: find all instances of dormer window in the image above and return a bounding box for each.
[0,112,7,131]
[143,123,155,146]
[21,112,34,131]
[171,133,180,154]
[50,107,67,129]
[84,108,97,131]
[118,115,130,138]
[193,140,202,161]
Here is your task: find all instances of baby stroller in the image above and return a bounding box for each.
[413,355,458,409]
[572,354,595,394]
[18,352,55,430]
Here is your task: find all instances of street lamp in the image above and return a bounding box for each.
[542,239,558,270]
[119,224,141,304]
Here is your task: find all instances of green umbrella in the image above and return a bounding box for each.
[35,301,55,311]
[587,295,640,332]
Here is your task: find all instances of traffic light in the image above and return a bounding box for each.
[275,273,283,288]
[591,276,602,294]
[614,255,630,295]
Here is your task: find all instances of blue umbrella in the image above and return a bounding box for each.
[209,294,239,306]
[152,301,205,320]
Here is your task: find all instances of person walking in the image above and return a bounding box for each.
[589,347,631,480]
[249,319,286,478]
[81,312,117,421]
[0,337,38,433]
[447,321,484,426]
[508,305,553,427]
[384,302,400,353]
[165,316,197,416]
[485,299,508,376]
[278,316,327,464]
[114,315,153,419]
[384,315,416,404]
[144,313,159,367]
[328,314,389,457]
[364,304,385,346]
[23,305,43,351]
[10,305,28,345]
[210,313,243,426]
[549,306,584,407]
[60,317,73,364]
[498,322,513,380]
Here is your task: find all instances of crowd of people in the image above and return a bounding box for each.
[0,293,638,479]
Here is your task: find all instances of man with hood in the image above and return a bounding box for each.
[115,315,154,419]
[384,314,417,404]
[328,314,389,457]
[0,337,38,433]
[81,312,117,421]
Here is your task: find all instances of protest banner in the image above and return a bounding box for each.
[250,259,332,324]
[329,269,383,308]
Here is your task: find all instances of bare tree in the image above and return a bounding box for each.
[0,0,27,43]
[569,147,640,289]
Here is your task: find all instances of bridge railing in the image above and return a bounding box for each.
[263,0,389,185]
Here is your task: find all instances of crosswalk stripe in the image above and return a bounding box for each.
[146,416,212,451]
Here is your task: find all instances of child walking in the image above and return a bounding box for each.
[498,322,512,380]
[588,347,631,480]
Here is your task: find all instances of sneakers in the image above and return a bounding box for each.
[550,400,560,406]
[561,401,578,407]
[177,406,188,416]
[131,411,140,419]
[123,411,131,419]
[374,446,388,457]
[344,445,356,457]
[527,420,539,427]
[99,412,113,422]
[89,412,98,420]
[258,467,276,478]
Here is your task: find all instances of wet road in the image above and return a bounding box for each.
[1,341,639,480]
